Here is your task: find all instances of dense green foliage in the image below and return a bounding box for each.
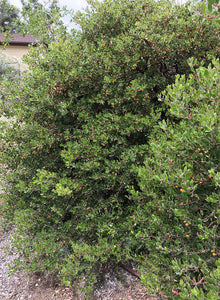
[0,0,219,297]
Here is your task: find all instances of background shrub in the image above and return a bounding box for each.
[0,54,20,79]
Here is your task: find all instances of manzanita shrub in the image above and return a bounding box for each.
[0,0,219,296]
[129,57,220,298]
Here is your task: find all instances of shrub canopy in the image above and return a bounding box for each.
[0,0,219,296]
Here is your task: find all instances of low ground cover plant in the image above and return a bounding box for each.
[0,0,219,297]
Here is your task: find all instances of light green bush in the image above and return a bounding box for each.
[130,57,220,298]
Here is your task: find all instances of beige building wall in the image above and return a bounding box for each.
[0,45,30,73]
[0,45,30,59]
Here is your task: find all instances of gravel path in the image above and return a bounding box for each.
[0,229,16,299]
[0,177,24,300]
[0,228,28,300]
[0,223,80,300]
